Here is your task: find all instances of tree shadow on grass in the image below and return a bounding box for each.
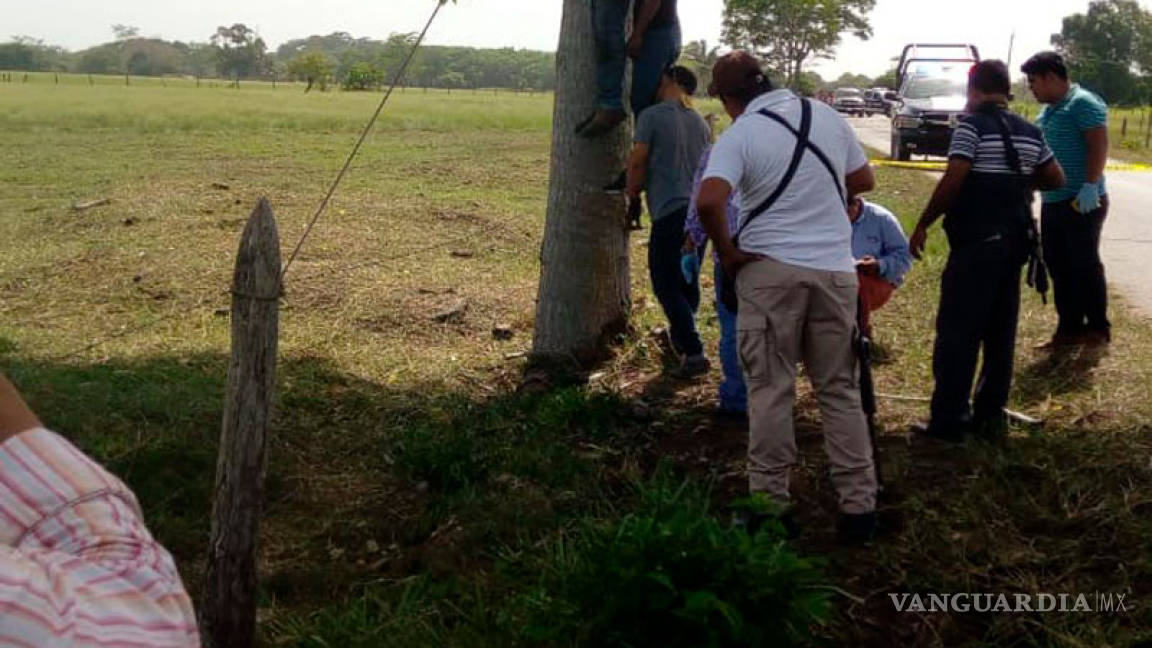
[0,337,650,611]
[1013,344,1108,408]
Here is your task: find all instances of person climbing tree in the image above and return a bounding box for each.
[576,0,682,139]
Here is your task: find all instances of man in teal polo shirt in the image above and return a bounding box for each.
[1022,51,1111,347]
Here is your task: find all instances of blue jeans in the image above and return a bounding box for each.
[715,263,748,412]
[630,24,681,117]
[649,208,703,357]
[591,0,628,111]
[591,1,681,116]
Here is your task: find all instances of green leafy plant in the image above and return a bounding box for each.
[391,388,630,494]
[520,472,831,647]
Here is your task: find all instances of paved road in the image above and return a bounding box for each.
[851,115,1152,317]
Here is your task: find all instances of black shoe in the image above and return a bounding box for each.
[713,407,748,424]
[670,354,710,380]
[837,511,877,546]
[911,420,965,444]
[971,413,1008,442]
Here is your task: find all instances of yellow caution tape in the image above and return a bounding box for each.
[870,160,946,171]
[871,159,1152,172]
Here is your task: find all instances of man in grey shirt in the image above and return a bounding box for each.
[627,65,712,377]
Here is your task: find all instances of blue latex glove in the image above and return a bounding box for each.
[1075,182,1101,213]
[680,251,700,285]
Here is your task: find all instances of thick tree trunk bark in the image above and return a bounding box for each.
[532,0,633,367]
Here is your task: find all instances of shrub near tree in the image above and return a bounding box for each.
[342,61,383,91]
[287,50,333,92]
[520,475,830,647]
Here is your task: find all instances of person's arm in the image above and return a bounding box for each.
[0,374,41,446]
[628,111,656,199]
[1084,126,1108,185]
[1033,157,1066,192]
[628,0,664,57]
[909,158,971,259]
[626,142,650,200]
[698,178,736,256]
[876,213,913,285]
[684,150,712,249]
[909,120,978,259]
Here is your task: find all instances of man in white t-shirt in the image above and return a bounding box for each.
[695,52,879,544]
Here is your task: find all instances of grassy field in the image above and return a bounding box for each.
[2,77,1151,646]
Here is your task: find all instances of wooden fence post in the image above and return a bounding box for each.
[201,198,281,648]
[1121,117,1128,137]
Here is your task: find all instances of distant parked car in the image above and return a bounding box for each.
[833,88,867,117]
[863,88,896,117]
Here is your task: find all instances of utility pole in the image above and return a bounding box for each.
[1006,31,1016,70]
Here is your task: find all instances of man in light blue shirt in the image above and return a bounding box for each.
[849,197,912,335]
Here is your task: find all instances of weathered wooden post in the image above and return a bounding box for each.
[1121,117,1128,138]
[201,198,281,648]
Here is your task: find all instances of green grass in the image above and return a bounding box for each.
[2,77,1151,646]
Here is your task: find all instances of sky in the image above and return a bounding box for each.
[3,0,1148,79]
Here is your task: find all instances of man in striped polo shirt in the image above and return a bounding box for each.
[0,373,200,647]
[1022,51,1112,347]
[910,61,1065,442]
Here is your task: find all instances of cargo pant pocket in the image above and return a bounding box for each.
[737,312,772,382]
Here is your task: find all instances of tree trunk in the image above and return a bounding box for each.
[532,0,633,367]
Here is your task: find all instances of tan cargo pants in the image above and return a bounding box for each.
[736,256,877,514]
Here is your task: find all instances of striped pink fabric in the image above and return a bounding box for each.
[0,428,200,647]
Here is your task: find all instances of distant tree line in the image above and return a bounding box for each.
[1051,0,1152,105]
[0,24,556,91]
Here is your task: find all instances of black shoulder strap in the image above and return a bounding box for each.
[733,98,812,241]
[984,108,1023,177]
[757,103,847,207]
